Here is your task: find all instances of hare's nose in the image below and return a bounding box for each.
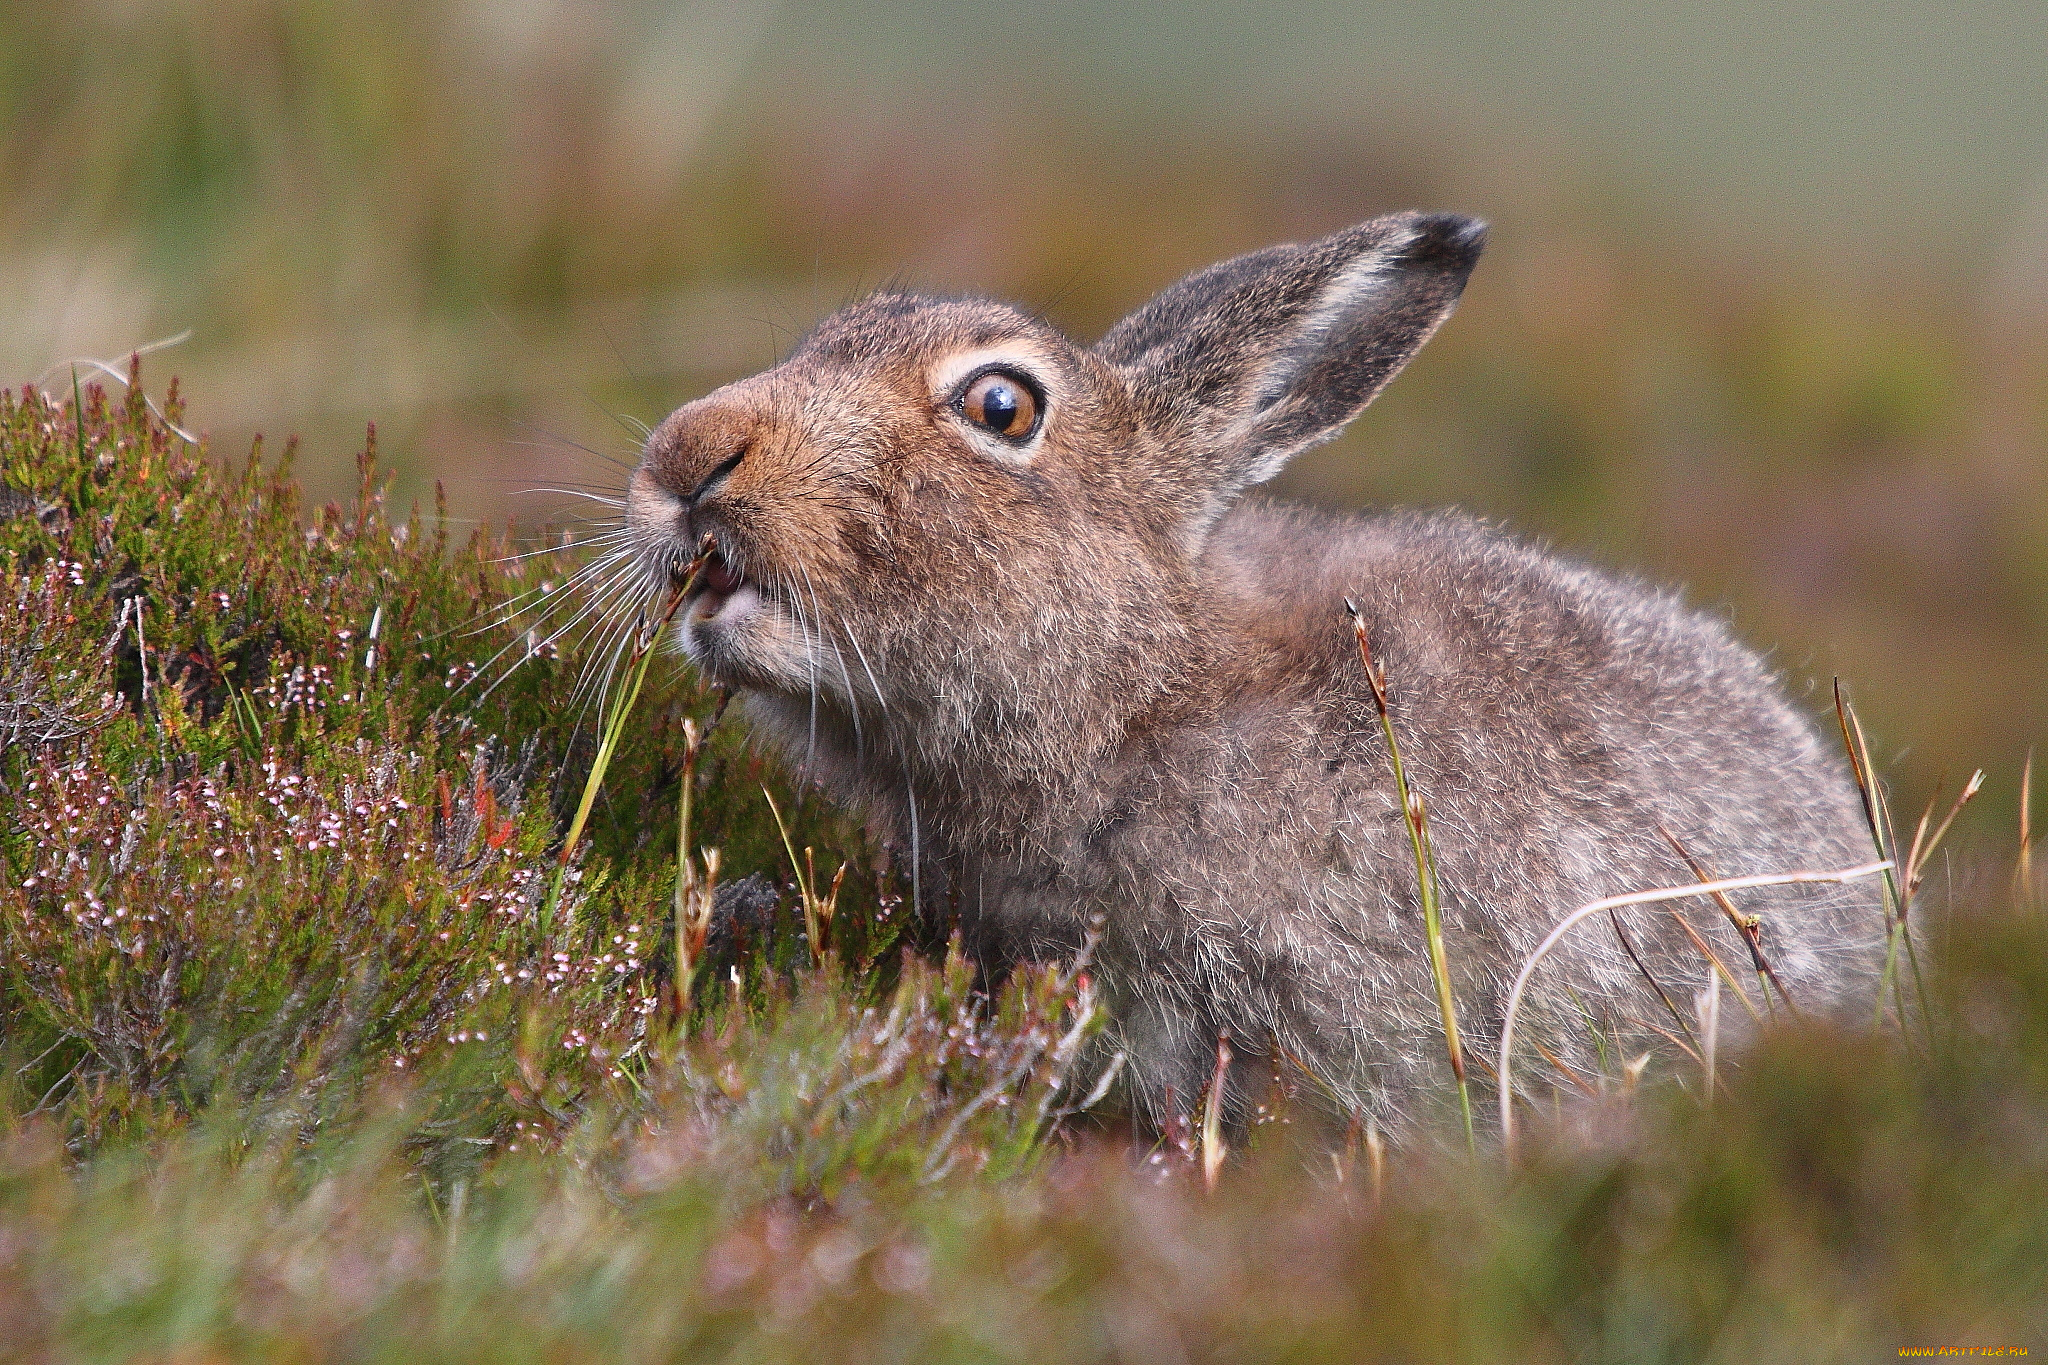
[642,388,762,502]
[684,446,747,508]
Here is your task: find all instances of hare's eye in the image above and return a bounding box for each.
[959,371,1040,441]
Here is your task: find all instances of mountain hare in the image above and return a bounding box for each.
[626,212,1879,1131]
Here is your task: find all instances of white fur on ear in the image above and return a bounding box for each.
[1233,224,1421,486]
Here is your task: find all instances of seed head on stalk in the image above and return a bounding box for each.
[671,715,721,1016]
[1344,598,1474,1154]
[763,786,847,968]
[1201,1031,1233,1193]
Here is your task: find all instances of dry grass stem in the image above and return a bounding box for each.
[1833,682,1923,1032]
[1625,1013,1706,1068]
[672,718,720,1016]
[1903,770,1984,897]
[1532,1039,1599,1099]
[2021,750,2037,908]
[1608,908,1701,1051]
[1660,826,1802,1019]
[1665,908,1764,1024]
[1697,974,1720,1110]
[1497,859,1893,1157]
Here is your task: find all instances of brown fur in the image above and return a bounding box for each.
[626,213,1879,1132]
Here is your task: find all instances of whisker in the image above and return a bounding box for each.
[782,446,889,487]
[488,522,629,560]
[464,559,650,703]
[776,567,821,784]
[462,547,640,637]
[572,573,662,702]
[562,595,649,731]
[797,560,861,757]
[506,488,629,508]
[458,464,626,490]
[499,553,649,658]
[840,618,890,717]
[563,613,643,742]
[422,537,634,644]
[840,616,920,920]
[557,573,651,671]
[593,402,655,446]
[487,530,631,568]
[501,416,637,472]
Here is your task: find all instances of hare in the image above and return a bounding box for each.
[625,212,1881,1132]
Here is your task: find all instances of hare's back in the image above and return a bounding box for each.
[1206,501,1870,906]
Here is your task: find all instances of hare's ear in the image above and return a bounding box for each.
[1096,211,1484,512]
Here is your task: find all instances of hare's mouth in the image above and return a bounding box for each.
[672,541,788,686]
[681,547,747,621]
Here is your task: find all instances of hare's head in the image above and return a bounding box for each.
[626,212,1484,768]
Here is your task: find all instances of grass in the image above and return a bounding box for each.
[2,369,2046,1360]
[1346,597,1474,1155]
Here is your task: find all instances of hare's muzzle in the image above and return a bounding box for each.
[686,547,745,620]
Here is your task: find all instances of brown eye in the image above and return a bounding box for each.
[960,371,1039,440]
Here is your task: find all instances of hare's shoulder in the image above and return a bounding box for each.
[1197,501,1846,844]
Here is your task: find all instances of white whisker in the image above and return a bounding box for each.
[840,615,920,921]
[467,564,648,704]
[506,488,629,509]
[797,560,862,757]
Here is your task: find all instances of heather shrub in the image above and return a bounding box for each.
[0,366,1069,1171]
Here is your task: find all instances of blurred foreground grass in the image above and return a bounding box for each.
[2,363,2045,1361]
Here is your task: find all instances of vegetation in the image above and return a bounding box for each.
[9,0,2047,844]
[3,371,2044,1360]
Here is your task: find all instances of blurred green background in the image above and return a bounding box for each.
[5,0,2045,839]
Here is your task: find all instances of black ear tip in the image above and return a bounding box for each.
[1404,213,1489,275]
